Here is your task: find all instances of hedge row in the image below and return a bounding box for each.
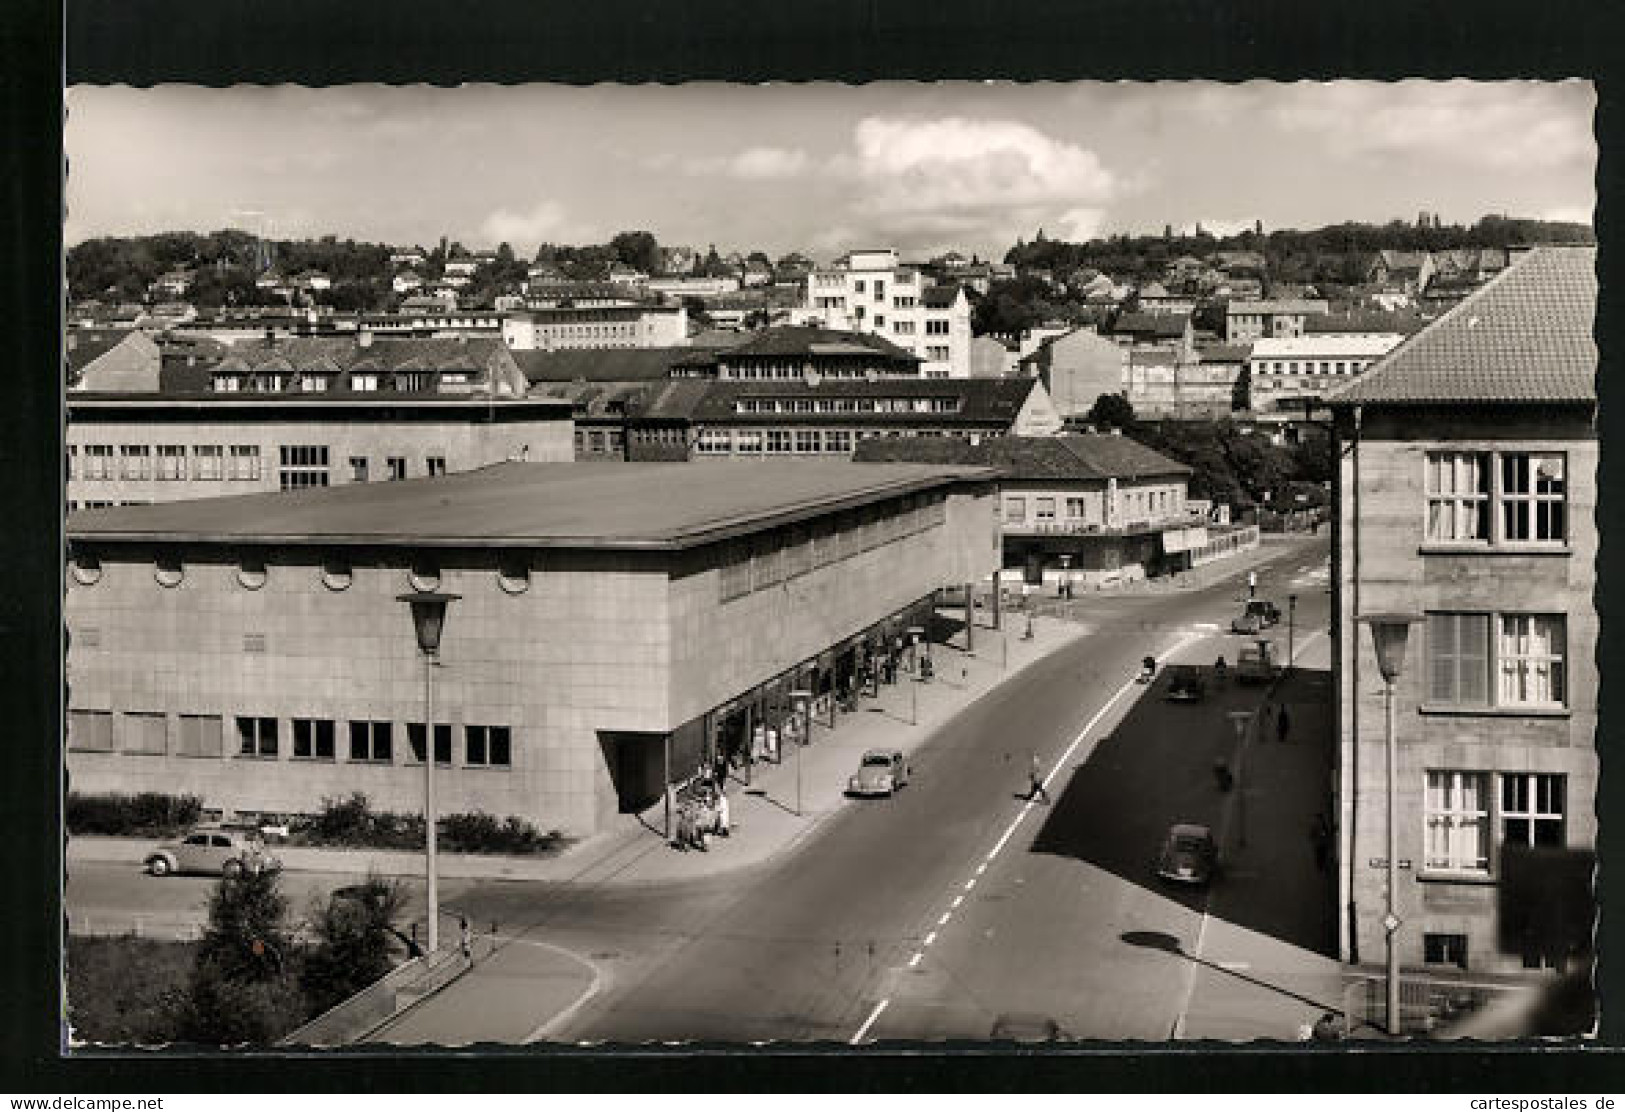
[300,792,567,856]
[67,792,203,837]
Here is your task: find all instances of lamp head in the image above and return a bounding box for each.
[398,591,461,655]
[1359,612,1422,684]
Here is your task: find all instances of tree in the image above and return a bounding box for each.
[1231,364,1252,412]
[301,874,409,1016]
[182,869,304,1045]
[1086,392,1137,430]
[681,295,713,330]
[609,230,661,276]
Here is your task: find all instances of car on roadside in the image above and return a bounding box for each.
[989,1013,1072,1042]
[1164,664,1207,703]
[1156,823,1218,886]
[847,748,911,797]
[1231,599,1280,634]
[145,826,282,878]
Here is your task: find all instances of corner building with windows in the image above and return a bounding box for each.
[1329,246,1597,983]
[66,461,998,837]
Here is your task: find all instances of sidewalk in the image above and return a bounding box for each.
[1178,627,1345,1041]
[68,613,1086,892]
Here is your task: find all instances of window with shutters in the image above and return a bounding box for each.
[68,709,114,752]
[176,714,223,758]
[1426,611,1566,712]
[121,712,167,755]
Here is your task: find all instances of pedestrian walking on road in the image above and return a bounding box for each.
[459,915,472,960]
[1277,705,1292,744]
[1027,752,1051,804]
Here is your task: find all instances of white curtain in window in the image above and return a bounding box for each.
[1499,615,1564,705]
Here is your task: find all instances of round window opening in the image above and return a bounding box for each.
[497,556,530,594]
[154,557,184,588]
[71,553,102,586]
[408,561,442,592]
[237,556,268,591]
[321,560,353,591]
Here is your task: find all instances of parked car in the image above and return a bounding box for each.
[145,827,282,878]
[989,1013,1072,1042]
[1165,664,1207,703]
[1231,599,1280,633]
[847,748,911,797]
[1156,823,1218,886]
[1234,639,1278,685]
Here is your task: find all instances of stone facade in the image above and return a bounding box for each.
[66,477,997,837]
[1334,407,1598,977]
[67,402,574,508]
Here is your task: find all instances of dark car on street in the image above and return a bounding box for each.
[1156,823,1219,886]
[1165,664,1207,703]
[1231,599,1281,634]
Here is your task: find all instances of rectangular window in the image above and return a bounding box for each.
[236,715,278,758]
[292,718,336,760]
[407,722,453,765]
[119,445,152,480]
[176,714,223,758]
[825,430,853,454]
[1498,614,1566,707]
[1502,772,1565,848]
[82,444,114,480]
[1035,497,1056,522]
[794,430,822,454]
[926,319,950,335]
[734,431,764,456]
[426,456,447,477]
[66,445,77,481]
[696,429,732,455]
[349,456,369,482]
[278,445,330,490]
[192,445,224,481]
[121,712,167,755]
[1424,933,1469,971]
[67,709,113,752]
[1424,770,1491,873]
[1427,613,1491,705]
[765,430,793,454]
[1065,497,1087,519]
[387,456,407,481]
[1004,497,1027,524]
[1500,453,1566,542]
[349,720,393,762]
[465,725,512,767]
[157,445,186,480]
[228,445,262,481]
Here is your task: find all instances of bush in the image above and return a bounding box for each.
[66,791,202,837]
[181,868,306,1045]
[441,811,565,856]
[299,794,565,855]
[66,936,195,1045]
[301,873,409,1016]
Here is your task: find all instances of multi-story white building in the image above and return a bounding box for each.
[501,305,689,351]
[799,249,973,379]
[1246,334,1406,416]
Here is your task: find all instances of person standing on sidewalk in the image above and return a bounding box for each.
[1277,704,1291,744]
[1027,752,1052,804]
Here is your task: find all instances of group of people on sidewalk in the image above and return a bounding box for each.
[672,780,731,852]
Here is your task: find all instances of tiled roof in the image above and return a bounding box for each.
[513,347,699,384]
[1330,246,1595,406]
[1304,309,1427,336]
[1112,311,1189,339]
[645,378,1039,425]
[853,433,1190,480]
[65,329,136,375]
[922,285,962,309]
[67,460,996,551]
[1196,343,1252,363]
[725,326,919,362]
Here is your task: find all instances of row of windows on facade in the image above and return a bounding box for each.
[1423,451,1568,545]
[843,305,955,337]
[811,295,939,316]
[71,551,533,596]
[212,370,475,394]
[70,444,447,488]
[718,495,948,603]
[718,362,917,380]
[812,271,918,290]
[693,428,968,455]
[67,709,512,767]
[733,396,963,415]
[1425,611,1568,710]
[1421,770,1567,875]
[1003,488,1184,525]
[1250,359,1376,376]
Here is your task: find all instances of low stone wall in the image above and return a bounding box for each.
[280,947,470,1048]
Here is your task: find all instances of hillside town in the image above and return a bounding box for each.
[61,82,1597,1053]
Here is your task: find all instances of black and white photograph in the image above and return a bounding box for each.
[57,77,1598,1052]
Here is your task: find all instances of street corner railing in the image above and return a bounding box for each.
[1341,970,1530,1038]
[279,944,472,1048]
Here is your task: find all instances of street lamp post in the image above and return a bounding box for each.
[1226,710,1252,849]
[1359,612,1421,1037]
[789,689,812,817]
[398,591,460,955]
[1288,594,1298,671]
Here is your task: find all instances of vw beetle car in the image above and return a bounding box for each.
[847,748,911,797]
[1156,823,1218,886]
[1164,664,1207,703]
[145,826,282,878]
[1231,598,1280,633]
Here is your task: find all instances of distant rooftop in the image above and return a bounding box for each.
[67,460,995,551]
[853,433,1191,481]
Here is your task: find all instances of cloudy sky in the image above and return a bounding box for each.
[65,81,1595,259]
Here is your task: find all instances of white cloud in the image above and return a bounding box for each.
[669,145,810,179]
[478,201,570,252]
[1269,80,1594,172]
[1181,217,1257,238]
[1540,204,1593,225]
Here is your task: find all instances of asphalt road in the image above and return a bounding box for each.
[68,536,1332,1043]
[554,535,1332,1042]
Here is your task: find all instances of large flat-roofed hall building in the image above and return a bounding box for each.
[66,461,999,837]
